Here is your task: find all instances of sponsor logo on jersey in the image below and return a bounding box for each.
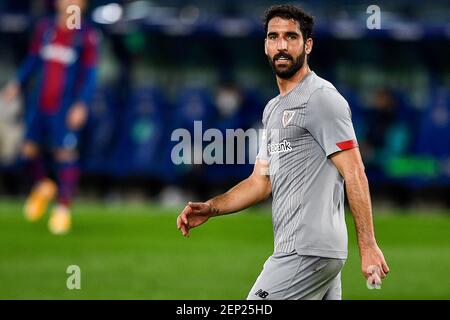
[268,139,292,155]
[40,44,77,65]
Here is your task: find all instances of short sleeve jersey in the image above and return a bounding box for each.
[257,71,358,259]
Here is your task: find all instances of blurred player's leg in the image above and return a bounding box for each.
[48,203,72,235]
[22,141,57,222]
[48,148,80,234]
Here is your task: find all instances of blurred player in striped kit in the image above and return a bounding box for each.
[1,0,99,234]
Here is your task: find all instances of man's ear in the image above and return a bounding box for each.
[305,38,313,55]
[264,38,268,55]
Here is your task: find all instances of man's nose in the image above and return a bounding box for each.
[276,38,288,51]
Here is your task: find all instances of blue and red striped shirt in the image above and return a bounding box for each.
[17,17,99,114]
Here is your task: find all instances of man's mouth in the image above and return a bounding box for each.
[274,54,292,63]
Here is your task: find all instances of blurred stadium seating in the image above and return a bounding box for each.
[0,0,449,205]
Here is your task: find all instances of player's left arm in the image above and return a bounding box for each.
[67,27,99,130]
[330,147,390,280]
[306,86,390,281]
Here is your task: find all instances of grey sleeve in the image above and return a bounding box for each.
[305,87,358,157]
[256,125,268,161]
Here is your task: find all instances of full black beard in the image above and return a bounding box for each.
[268,48,306,79]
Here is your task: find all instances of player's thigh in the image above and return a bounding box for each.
[284,256,345,300]
[24,110,44,148]
[322,271,342,300]
[247,251,302,300]
[50,113,79,152]
[247,254,345,300]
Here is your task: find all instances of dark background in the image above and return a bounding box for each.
[0,0,449,207]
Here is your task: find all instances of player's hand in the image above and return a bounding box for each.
[176,202,216,237]
[360,243,390,281]
[67,102,88,131]
[1,82,20,103]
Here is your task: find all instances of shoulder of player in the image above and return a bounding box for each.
[306,76,348,111]
[81,22,101,43]
[34,16,53,32]
[266,96,279,109]
[262,96,280,124]
[303,86,350,123]
[309,73,339,95]
[81,20,96,32]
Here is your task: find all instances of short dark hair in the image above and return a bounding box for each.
[263,5,314,40]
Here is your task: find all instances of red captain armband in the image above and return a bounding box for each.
[336,139,358,151]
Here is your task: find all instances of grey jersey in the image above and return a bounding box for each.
[257,71,358,259]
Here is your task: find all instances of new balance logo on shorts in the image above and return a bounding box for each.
[254,289,269,299]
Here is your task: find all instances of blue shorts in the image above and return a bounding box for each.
[25,109,79,150]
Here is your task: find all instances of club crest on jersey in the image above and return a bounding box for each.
[282,110,295,127]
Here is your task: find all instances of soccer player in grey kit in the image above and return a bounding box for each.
[177,5,389,300]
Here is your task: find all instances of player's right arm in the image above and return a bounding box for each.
[1,20,45,103]
[176,159,271,237]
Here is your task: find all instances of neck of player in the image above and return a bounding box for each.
[277,64,311,97]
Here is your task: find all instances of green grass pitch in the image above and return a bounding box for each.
[0,198,449,299]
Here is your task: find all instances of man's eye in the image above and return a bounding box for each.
[268,34,277,40]
[287,35,297,40]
